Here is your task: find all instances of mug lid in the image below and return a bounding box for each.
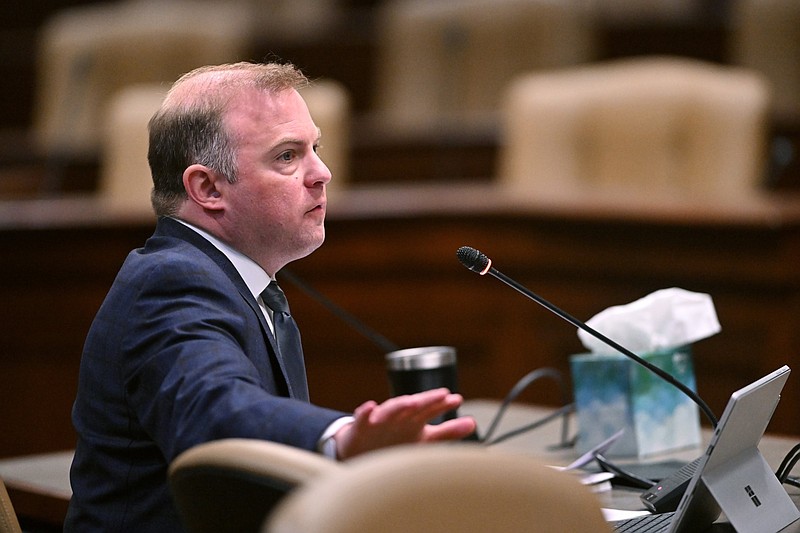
[385,346,456,370]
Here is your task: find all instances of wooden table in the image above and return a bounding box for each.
[3,398,800,529]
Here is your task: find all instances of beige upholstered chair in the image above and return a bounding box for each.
[497,56,771,201]
[589,0,699,24]
[97,84,167,214]
[32,0,250,163]
[373,0,596,134]
[299,79,352,195]
[265,444,611,533]
[729,0,800,122]
[0,478,21,533]
[241,0,341,45]
[169,438,342,533]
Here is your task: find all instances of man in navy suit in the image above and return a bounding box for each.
[64,62,476,531]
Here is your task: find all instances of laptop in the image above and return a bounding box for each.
[612,365,799,533]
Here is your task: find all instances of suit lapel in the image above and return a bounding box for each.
[153,217,297,398]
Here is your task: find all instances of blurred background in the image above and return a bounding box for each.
[2,0,800,498]
[1,0,798,196]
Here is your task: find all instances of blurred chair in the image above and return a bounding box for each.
[96,77,350,214]
[239,0,341,45]
[97,84,167,215]
[372,0,596,134]
[299,79,352,195]
[729,0,800,122]
[264,444,611,533]
[587,0,700,25]
[32,0,250,187]
[0,478,22,533]
[497,56,771,200]
[169,438,341,533]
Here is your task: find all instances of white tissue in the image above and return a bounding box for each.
[578,288,721,355]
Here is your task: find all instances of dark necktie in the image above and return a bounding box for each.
[260,281,309,402]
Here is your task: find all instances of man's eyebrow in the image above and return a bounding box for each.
[272,129,322,148]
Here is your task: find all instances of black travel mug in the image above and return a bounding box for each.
[385,346,459,424]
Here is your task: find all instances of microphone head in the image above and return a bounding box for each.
[456,246,491,275]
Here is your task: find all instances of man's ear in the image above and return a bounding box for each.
[183,164,225,210]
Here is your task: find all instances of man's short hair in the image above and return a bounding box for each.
[148,62,308,216]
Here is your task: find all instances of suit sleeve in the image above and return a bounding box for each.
[114,254,345,462]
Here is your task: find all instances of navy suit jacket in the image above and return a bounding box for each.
[64,217,345,532]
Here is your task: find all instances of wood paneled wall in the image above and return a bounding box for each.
[2,185,800,458]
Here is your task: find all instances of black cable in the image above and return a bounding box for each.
[279,268,399,353]
[595,453,656,489]
[485,403,575,446]
[776,443,800,482]
[480,367,571,447]
[777,446,800,485]
[784,476,800,489]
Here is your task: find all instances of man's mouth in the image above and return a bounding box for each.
[307,203,325,214]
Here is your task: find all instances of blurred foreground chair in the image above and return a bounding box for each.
[497,56,771,201]
[373,0,595,134]
[169,438,342,533]
[265,444,610,533]
[32,0,250,191]
[0,478,21,533]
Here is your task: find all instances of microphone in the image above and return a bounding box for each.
[281,268,472,430]
[456,246,718,427]
[280,268,399,353]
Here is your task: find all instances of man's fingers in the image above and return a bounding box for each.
[423,416,477,442]
[354,389,464,431]
[365,388,453,424]
[404,391,463,424]
[352,400,377,426]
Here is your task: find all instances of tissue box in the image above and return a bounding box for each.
[570,345,701,458]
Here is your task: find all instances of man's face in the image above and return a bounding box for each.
[221,87,332,275]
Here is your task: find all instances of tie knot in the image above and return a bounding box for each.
[261,281,290,314]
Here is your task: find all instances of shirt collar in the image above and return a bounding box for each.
[171,217,272,298]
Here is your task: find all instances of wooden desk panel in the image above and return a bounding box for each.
[293,185,800,437]
[0,187,799,459]
[0,200,157,458]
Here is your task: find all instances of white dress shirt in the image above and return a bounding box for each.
[171,218,351,457]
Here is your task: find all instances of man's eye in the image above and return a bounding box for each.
[279,151,294,162]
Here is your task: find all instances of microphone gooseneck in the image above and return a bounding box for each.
[280,269,400,353]
[456,246,718,428]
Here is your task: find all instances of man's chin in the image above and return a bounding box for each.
[296,233,325,260]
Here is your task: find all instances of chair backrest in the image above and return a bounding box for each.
[729,0,800,121]
[0,478,22,533]
[264,444,611,533]
[497,56,771,200]
[169,438,342,533]
[97,84,167,215]
[373,0,595,133]
[299,79,352,196]
[33,0,250,162]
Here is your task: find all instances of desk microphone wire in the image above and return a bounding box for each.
[485,403,575,446]
[776,443,800,487]
[481,367,572,447]
[594,453,656,489]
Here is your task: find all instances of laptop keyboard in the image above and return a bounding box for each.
[612,511,675,533]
